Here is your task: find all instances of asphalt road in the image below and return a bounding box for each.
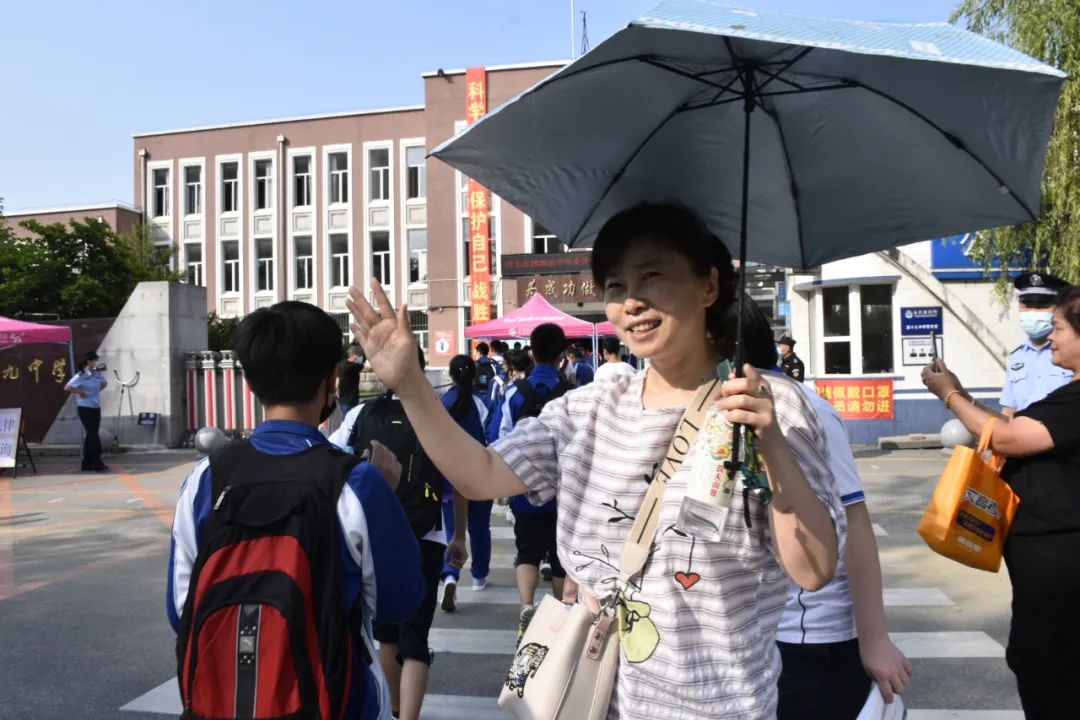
[0,449,1021,719]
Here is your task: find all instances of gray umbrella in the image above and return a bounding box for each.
[433,0,1064,472]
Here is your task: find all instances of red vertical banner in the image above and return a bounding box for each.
[465,67,491,324]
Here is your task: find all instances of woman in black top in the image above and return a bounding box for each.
[923,285,1080,719]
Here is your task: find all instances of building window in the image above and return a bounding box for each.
[254,159,273,211]
[531,221,566,254]
[330,233,350,288]
[255,238,274,292]
[407,228,427,283]
[294,236,313,290]
[821,284,895,375]
[861,285,894,374]
[293,156,312,207]
[329,153,349,204]
[184,166,202,216]
[221,162,239,213]
[183,244,203,286]
[222,240,240,293]
[406,146,426,200]
[152,168,170,218]
[369,148,390,201]
[371,231,391,286]
[409,310,429,352]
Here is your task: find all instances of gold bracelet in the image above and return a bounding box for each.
[944,389,964,409]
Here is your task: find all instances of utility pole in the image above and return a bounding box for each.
[570,0,576,60]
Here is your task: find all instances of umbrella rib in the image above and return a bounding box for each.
[567,106,686,246]
[677,82,854,114]
[758,104,808,270]
[752,47,815,94]
[850,81,1039,222]
[640,57,739,93]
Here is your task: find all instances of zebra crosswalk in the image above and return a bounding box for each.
[121,513,1022,718]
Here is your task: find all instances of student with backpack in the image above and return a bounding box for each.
[485,323,572,640]
[472,342,502,404]
[329,347,467,720]
[438,355,494,612]
[168,301,424,720]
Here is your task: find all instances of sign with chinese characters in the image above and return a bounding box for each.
[0,407,22,469]
[465,66,492,324]
[902,336,945,366]
[815,379,894,420]
[501,252,592,277]
[900,306,943,336]
[520,274,600,306]
[433,331,455,357]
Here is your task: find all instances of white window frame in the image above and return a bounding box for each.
[287,146,317,298]
[404,144,426,201]
[293,235,315,292]
[322,144,353,309]
[363,140,395,303]
[221,239,242,296]
[328,233,351,290]
[291,153,313,209]
[219,158,241,215]
[405,228,428,286]
[327,149,350,206]
[180,160,204,218]
[254,237,275,293]
[366,145,392,203]
[182,242,204,287]
[814,282,898,377]
[150,164,172,219]
[399,139,427,301]
[249,151,275,216]
[524,216,566,255]
[370,230,392,287]
[215,154,244,311]
[252,157,274,212]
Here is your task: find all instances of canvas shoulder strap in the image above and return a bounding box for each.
[617,378,719,586]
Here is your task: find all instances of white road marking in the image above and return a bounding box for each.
[890,631,1005,658]
[872,523,888,536]
[883,588,953,607]
[47,497,66,504]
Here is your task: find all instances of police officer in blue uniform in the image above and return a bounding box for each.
[1001,271,1071,416]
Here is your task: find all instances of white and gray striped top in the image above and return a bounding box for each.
[492,370,844,719]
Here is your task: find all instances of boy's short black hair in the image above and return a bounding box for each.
[530,323,566,365]
[567,346,583,359]
[233,301,343,404]
[602,337,621,356]
[506,349,532,374]
[476,342,490,356]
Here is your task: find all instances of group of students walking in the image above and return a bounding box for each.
[166,201,1077,720]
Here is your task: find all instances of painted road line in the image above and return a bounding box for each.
[490,526,514,540]
[47,497,66,504]
[872,523,888,536]
[120,679,179,714]
[429,628,517,655]
[883,588,953,607]
[452,586,551,605]
[890,631,1004,659]
[907,712,1024,720]
[121,680,507,720]
[125,497,141,504]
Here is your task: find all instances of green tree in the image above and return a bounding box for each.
[207,312,240,352]
[0,215,179,318]
[953,0,1080,288]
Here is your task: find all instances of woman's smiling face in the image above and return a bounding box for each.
[603,238,719,363]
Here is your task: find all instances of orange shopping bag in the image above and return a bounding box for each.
[918,419,1020,572]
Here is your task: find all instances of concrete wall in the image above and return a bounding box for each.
[44,282,207,447]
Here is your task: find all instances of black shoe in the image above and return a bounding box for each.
[93,463,109,473]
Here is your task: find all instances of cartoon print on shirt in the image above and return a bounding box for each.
[571,544,659,663]
[665,525,702,590]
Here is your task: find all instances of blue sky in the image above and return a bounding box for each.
[1,0,958,212]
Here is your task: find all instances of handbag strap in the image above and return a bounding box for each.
[976,418,997,453]
[617,378,720,587]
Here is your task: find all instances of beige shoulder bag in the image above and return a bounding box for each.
[498,379,718,720]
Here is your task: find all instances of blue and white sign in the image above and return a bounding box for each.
[901,306,943,336]
[930,234,1008,281]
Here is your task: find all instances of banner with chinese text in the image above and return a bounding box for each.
[465,67,491,323]
[815,379,894,420]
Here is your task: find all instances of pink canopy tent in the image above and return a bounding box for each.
[0,317,72,348]
[596,321,617,336]
[464,294,597,340]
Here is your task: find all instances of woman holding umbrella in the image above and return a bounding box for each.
[923,285,1080,718]
[348,202,842,718]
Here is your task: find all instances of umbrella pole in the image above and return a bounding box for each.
[727,69,755,478]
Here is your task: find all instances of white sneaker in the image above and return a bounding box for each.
[440,578,457,613]
[505,506,515,525]
[472,577,488,591]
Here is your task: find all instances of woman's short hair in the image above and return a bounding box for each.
[1056,286,1080,336]
[591,203,737,351]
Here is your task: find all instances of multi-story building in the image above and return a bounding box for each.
[2,202,142,239]
[132,60,599,368]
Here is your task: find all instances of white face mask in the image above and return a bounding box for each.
[1019,310,1054,339]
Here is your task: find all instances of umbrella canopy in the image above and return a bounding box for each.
[433,0,1065,268]
[0,316,72,349]
[464,293,596,340]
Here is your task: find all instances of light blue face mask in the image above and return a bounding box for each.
[1019,310,1053,339]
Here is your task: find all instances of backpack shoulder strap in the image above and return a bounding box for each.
[348,392,392,452]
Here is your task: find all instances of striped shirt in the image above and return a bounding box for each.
[492,372,843,719]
